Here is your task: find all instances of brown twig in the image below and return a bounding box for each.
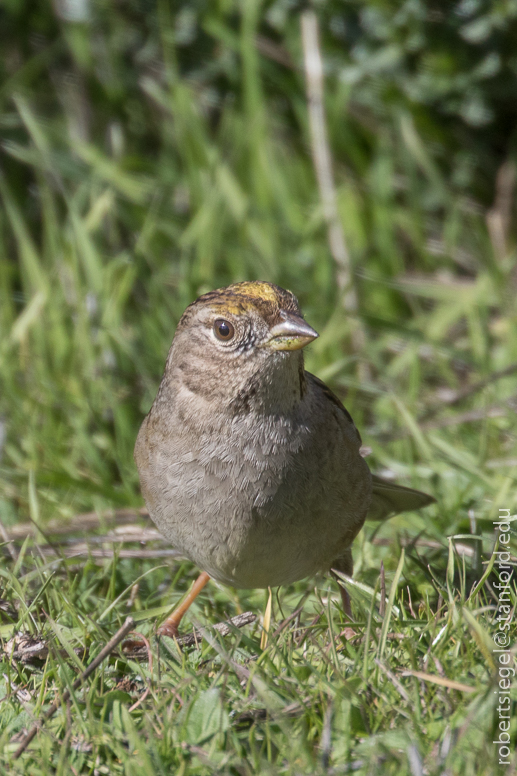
[123,612,257,660]
[2,543,181,563]
[400,669,476,694]
[13,616,135,760]
[4,508,149,541]
[5,633,63,665]
[169,611,256,648]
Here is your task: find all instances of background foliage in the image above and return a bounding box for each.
[0,1,516,774]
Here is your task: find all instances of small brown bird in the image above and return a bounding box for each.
[135,281,434,636]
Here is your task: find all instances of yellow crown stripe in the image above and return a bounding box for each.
[226,281,283,303]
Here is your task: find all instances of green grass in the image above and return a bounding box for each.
[0,533,514,774]
[1,3,516,774]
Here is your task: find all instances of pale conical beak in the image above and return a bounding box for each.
[262,314,319,352]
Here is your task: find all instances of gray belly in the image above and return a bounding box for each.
[141,415,371,588]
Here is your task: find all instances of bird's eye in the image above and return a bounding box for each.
[213,319,235,341]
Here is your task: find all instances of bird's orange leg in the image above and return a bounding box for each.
[158,571,210,638]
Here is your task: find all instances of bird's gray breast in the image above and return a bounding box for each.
[141,396,371,589]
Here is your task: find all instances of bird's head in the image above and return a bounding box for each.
[162,281,318,414]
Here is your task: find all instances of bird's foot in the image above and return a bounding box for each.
[157,620,180,639]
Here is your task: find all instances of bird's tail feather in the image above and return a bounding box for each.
[367,474,435,521]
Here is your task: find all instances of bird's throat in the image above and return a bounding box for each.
[228,352,306,417]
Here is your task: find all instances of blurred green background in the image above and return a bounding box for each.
[1,0,515,524]
[1,3,517,774]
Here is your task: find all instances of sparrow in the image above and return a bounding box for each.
[134,281,434,636]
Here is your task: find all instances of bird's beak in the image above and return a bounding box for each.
[262,314,319,352]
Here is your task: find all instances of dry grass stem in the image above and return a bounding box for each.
[13,617,135,759]
[301,11,366,363]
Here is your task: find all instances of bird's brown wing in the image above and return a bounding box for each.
[306,372,362,444]
[307,372,435,520]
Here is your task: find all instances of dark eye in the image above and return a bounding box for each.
[214,319,235,341]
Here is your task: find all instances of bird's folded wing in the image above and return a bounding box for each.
[367,474,435,521]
